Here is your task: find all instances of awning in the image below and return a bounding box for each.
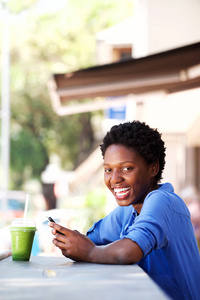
[48,42,200,116]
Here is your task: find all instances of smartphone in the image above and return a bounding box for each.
[47,216,65,235]
[47,216,56,223]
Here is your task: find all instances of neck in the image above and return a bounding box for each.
[133,183,159,214]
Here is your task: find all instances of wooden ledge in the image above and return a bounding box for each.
[0,250,12,261]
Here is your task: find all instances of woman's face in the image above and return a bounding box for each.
[103,144,158,213]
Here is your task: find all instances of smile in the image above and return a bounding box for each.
[114,187,131,197]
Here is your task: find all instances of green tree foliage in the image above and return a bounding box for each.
[0,0,133,189]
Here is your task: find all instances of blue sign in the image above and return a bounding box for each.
[105,97,126,120]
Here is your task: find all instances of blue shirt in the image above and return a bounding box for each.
[87,183,200,300]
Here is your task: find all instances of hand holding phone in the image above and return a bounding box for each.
[47,216,65,235]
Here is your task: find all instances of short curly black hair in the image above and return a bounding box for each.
[100,120,166,182]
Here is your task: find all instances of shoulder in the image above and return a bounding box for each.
[143,183,174,209]
[143,182,190,217]
[150,182,174,197]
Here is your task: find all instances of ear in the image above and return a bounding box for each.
[150,161,159,177]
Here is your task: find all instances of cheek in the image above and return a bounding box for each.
[104,174,110,188]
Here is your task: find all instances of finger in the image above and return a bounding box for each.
[52,228,57,235]
[49,222,65,234]
[61,249,76,261]
[55,232,67,242]
[49,222,73,236]
[61,249,68,257]
[53,238,68,250]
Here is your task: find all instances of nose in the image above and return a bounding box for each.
[110,169,123,184]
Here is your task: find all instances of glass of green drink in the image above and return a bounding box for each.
[10,218,37,261]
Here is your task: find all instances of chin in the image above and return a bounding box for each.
[116,199,131,207]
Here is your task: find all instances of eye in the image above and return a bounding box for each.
[104,168,112,174]
[122,166,133,172]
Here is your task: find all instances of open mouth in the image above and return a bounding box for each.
[114,187,131,199]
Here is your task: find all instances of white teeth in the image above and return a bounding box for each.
[114,187,130,193]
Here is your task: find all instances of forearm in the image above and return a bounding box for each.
[49,222,143,265]
[88,238,143,265]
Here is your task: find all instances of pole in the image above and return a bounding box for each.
[0,1,10,226]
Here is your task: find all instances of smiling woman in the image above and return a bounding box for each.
[49,120,200,300]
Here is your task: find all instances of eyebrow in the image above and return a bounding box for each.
[104,161,134,166]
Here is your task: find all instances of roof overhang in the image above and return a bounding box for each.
[48,42,200,116]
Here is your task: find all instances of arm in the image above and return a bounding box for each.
[49,222,143,264]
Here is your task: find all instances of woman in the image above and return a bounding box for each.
[49,121,200,300]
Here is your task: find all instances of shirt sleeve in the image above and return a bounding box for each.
[123,191,170,257]
[86,206,124,245]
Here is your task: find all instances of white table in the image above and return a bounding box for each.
[0,253,169,300]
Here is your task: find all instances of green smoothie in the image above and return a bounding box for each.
[10,219,36,261]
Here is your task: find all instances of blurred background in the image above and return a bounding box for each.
[0,0,200,255]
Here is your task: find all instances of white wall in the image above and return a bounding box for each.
[133,0,200,57]
[147,0,200,54]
